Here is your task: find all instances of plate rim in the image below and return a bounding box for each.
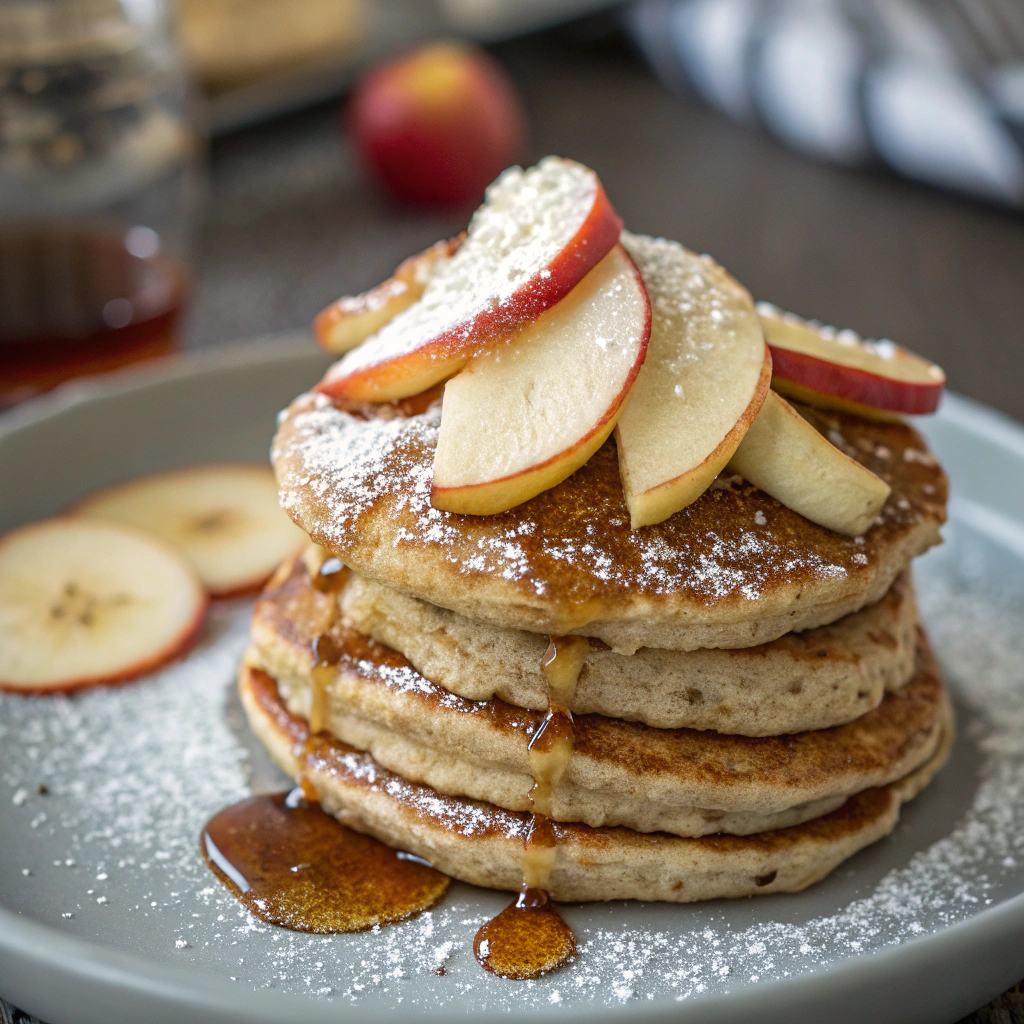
[2,342,1024,1024]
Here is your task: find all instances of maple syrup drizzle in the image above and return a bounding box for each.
[205,558,451,936]
[303,550,350,736]
[208,556,587,973]
[304,554,350,794]
[311,555,348,595]
[528,635,589,818]
[201,789,448,932]
[473,885,576,980]
[474,635,588,979]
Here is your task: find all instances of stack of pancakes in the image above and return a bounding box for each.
[241,392,951,903]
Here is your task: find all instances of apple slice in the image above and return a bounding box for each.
[314,234,464,354]
[430,243,650,515]
[759,304,945,418]
[726,390,891,537]
[0,518,207,693]
[72,465,306,598]
[316,156,623,403]
[614,233,772,529]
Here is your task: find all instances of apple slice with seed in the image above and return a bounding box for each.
[314,234,464,354]
[316,156,623,403]
[615,233,772,529]
[727,390,891,537]
[759,304,945,418]
[430,243,650,515]
[0,518,207,693]
[72,465,306,597]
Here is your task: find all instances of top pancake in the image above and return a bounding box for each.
[273,393,946,652]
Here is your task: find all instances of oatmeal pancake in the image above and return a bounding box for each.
[241,662,953,903]
[273,393,946,653]
[248,562,949,838]
[338,566,919,735]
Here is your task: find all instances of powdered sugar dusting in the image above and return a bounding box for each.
[1,515,1022,1011]
[308,742,531,842]
[328,158,606,379]
[275,391,442,542]
[274,393,893,608]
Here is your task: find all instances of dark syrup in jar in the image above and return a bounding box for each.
[0,221,188,407]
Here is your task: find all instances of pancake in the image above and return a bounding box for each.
[273,392,946,653]
[240,662,953,903]
[339,565,919,735]
[248,561,949,838]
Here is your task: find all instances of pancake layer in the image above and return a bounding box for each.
[273,395,945,653]
[249,559,948,838]
[241,662,953,903]
[339,566,919,735]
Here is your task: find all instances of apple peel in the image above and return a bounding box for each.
[316,157,623,403]
[0,518,208,694]
[616,234,772,529]
[727,390,891,538]
[71,464,306,598]
[430,243,650,516]
[314,234,464,354]
[759,304,945,418]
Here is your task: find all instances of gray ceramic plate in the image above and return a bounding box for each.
[1,339,1024,1024]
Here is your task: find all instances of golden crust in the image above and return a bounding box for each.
[248,559,949,835]
[272,394,946,652]
[240,662,952,903]
[339,565,920,735]
[261,552,920,734]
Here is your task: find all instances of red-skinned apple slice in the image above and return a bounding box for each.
[71,465,306,598]
[615,233,772,529]
[726,390,891,537]
[316,156,624,403]
[430,243,650,515]
[0,518,207,693]
[314,234,464,354]
[759,304,945,418]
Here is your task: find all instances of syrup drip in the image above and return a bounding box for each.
[309,632,342,736]
[474,635,588,979]
[473,886,576,981]
[209,560,585,973]
[305,550,350,737]
[312,555,348,595]
[201,789,449,932]
[541,634,590,706]
[528,635,589,818]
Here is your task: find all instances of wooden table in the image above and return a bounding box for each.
[5,19,1023,1024]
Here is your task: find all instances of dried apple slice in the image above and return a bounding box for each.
[430,243,650,515]
[72,465,306,598]
[726,390,891,537]
[0,518,207,693]
[615,233,772,529]
[316,156,623,403]
[759,304,945,418]
[314,234,464,354]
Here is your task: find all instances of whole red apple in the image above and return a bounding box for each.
[347,42,526,207]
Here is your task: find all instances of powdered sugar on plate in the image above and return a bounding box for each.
[1,517,1022,1012]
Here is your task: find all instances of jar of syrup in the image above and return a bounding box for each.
[0,0,203,408]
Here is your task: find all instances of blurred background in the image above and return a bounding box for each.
[1,0,1023,421]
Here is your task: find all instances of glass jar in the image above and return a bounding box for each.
[0,0,204,407]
